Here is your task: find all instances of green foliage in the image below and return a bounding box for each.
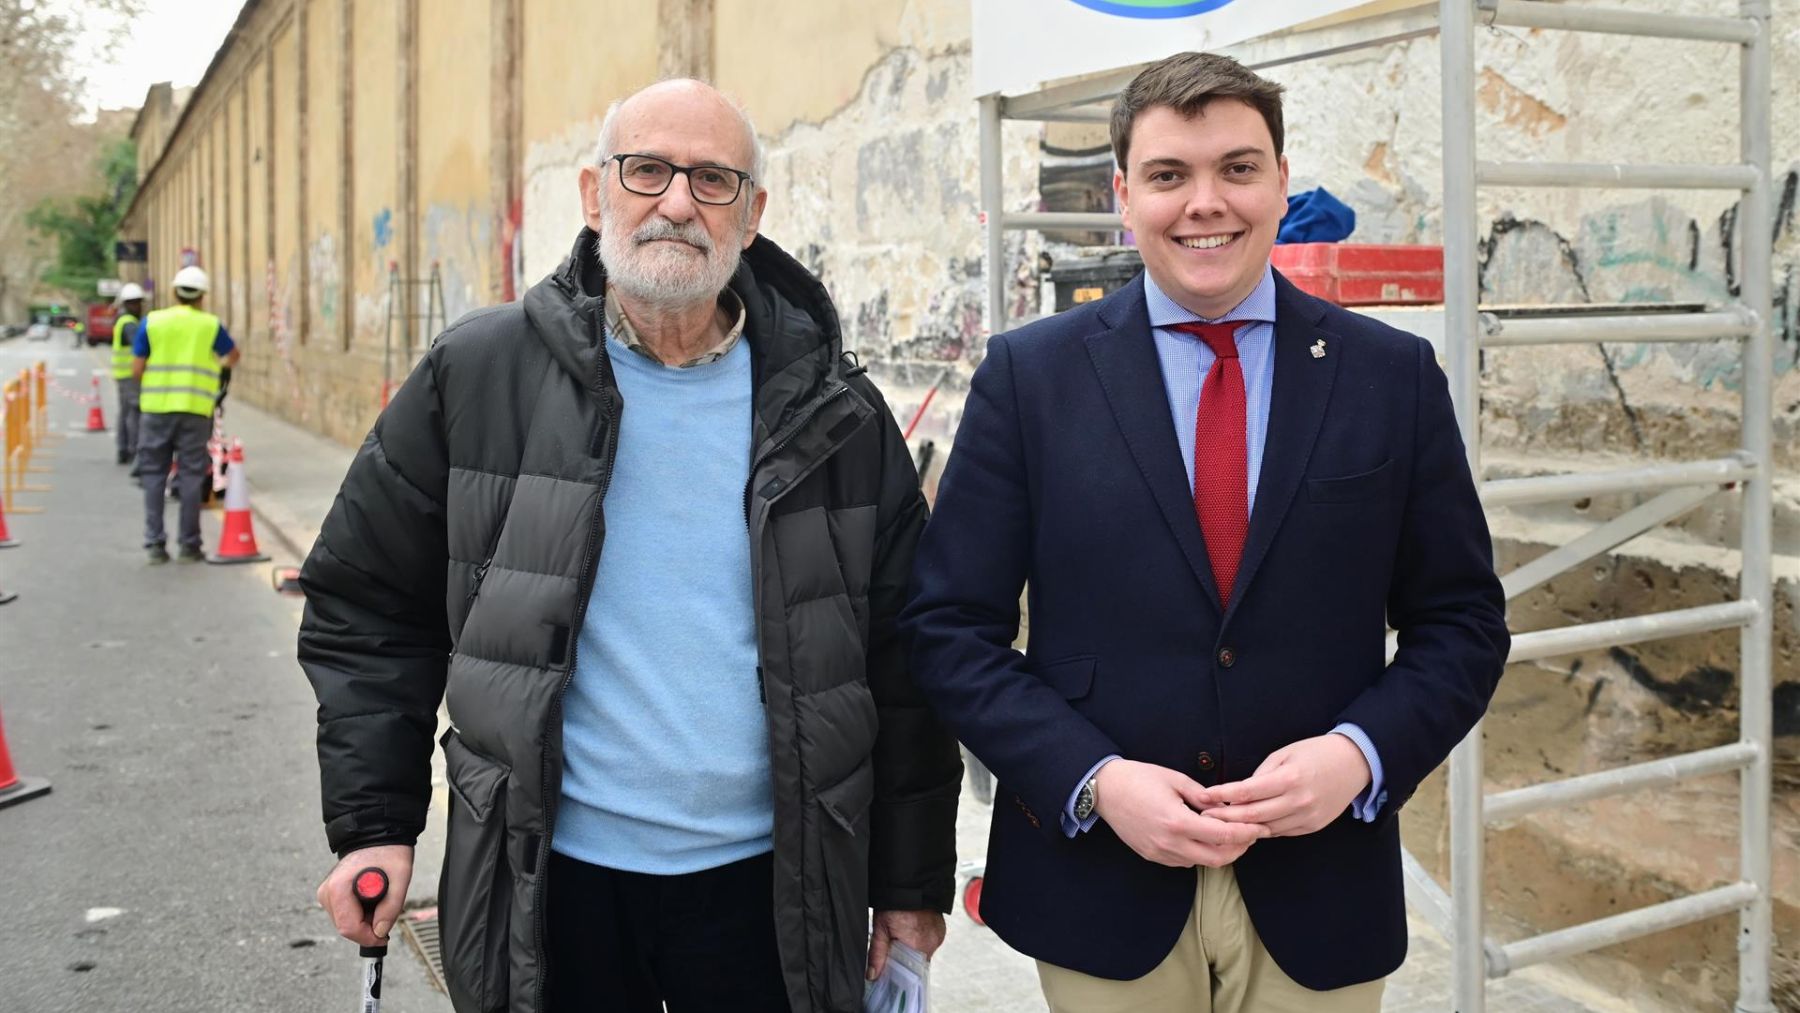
[27,137,138,301]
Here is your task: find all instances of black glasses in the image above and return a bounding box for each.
[611,153,752,206]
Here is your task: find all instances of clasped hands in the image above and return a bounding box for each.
[1094,733,1371,869]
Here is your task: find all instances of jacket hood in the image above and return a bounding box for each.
[521,228,849,417]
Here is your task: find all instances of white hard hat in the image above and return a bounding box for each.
[172,265,210,295]
[116,283,145,303]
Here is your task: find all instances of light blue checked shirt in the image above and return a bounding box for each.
[1062,267,1386,836]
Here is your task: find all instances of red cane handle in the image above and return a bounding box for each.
[353,867,391,959]
[353,867,389,914]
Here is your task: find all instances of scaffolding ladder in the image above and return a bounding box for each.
[976,2,1777,1009]
[383,261,445,408]
[1435,2,1775,1010]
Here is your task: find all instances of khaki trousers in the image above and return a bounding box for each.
[1037,865,1385,1013]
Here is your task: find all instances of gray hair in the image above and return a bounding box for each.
[593,80,766,185]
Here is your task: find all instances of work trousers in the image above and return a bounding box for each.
[138,411,211,550]
[115,377,141,461]
[545,849,791,1013]
[1037,864,1385,1013]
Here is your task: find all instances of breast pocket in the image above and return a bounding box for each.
[1306,459,1394,504]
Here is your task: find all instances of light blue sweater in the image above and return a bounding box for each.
[553,334,772,874]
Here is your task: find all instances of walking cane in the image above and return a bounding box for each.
[353,867,390,1013]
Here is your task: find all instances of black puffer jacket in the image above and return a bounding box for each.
[299,229,962,1013]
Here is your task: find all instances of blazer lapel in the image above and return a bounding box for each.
[1226,273,1339,624]
[1082,277,1223,610]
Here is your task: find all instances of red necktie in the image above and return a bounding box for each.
[1171,321,1247,604]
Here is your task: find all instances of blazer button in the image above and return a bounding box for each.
[1217,647,1236,668]
[1197,752,1216,771]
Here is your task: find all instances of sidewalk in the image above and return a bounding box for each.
[218,398,355,561]
[218,394,1624,1012]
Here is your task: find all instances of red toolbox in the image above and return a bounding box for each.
[1270,243,1443,305]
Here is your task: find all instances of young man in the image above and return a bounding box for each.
[903,52,1509,1012]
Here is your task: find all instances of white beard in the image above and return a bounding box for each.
[598,198,745,311]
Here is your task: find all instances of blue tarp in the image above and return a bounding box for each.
[1277,187,1356,244]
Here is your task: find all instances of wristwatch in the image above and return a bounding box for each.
[1074,775,1099,821]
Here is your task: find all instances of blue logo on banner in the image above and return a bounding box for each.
[1067,0,1238,18]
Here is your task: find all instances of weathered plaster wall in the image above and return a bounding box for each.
[1264,8,1800,473]
[246,51,270,359]
[417,0,496,326]
[714,3,910,132]
[303,0,342,357]
[755,41,1044,456]
[515,0,658,283]
[267,20,304,418]
[349,0,396,359]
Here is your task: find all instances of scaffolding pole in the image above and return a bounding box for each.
[979,94,1005,339]
[1439,1,1486,1009]
[1733,2,1775,1009]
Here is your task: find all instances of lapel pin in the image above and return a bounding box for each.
[1310,339,1327,359]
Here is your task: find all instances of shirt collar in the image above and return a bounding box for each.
[605,285,748,368]
[1144,264,1277,328]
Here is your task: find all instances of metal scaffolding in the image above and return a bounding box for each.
[976,2,1777,1009]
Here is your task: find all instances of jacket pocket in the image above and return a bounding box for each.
[1034,655,1097,700]
[814,757,875,1011]
[438,729,512,1013]
[1306,459,1394,503]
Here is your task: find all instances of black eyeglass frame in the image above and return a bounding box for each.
[610,153,754,206]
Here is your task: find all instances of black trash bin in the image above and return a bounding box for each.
[1048,247,1143,313]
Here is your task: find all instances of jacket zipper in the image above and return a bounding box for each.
[742,382,851,527]
[531,329,620,1013]
[463,558,491,613]
[740,379,863,1008]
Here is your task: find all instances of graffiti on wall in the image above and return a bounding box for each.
[422,200,494,325]
[501,197,523,303]
[372,208,393,250]
[307,233,340,330]
[263,258,308,420]
[1469,167,1800,467]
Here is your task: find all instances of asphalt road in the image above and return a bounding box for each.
[0,338,449,1013]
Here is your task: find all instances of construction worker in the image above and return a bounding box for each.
[133,265,239,564]
[112,283,147,468]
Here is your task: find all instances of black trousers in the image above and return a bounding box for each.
[547,849,792,1013]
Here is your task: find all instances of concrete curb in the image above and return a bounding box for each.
[246,486,316,564]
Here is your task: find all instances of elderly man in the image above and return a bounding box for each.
[301,79,961,1013]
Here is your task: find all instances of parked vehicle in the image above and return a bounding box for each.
[86,304,117,346]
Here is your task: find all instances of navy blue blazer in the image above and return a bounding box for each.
[900,272,1509,990]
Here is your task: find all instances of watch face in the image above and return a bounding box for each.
[1075,781,1096,820]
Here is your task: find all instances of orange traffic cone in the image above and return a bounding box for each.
[0,703,52,811]
[207,439,269,565]
[85,375,106,432]
[0,494,17,548]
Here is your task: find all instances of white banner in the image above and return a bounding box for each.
[973,0,1388,97]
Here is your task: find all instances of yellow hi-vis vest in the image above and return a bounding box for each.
[139,305,223,417]
[111,312,139,380]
